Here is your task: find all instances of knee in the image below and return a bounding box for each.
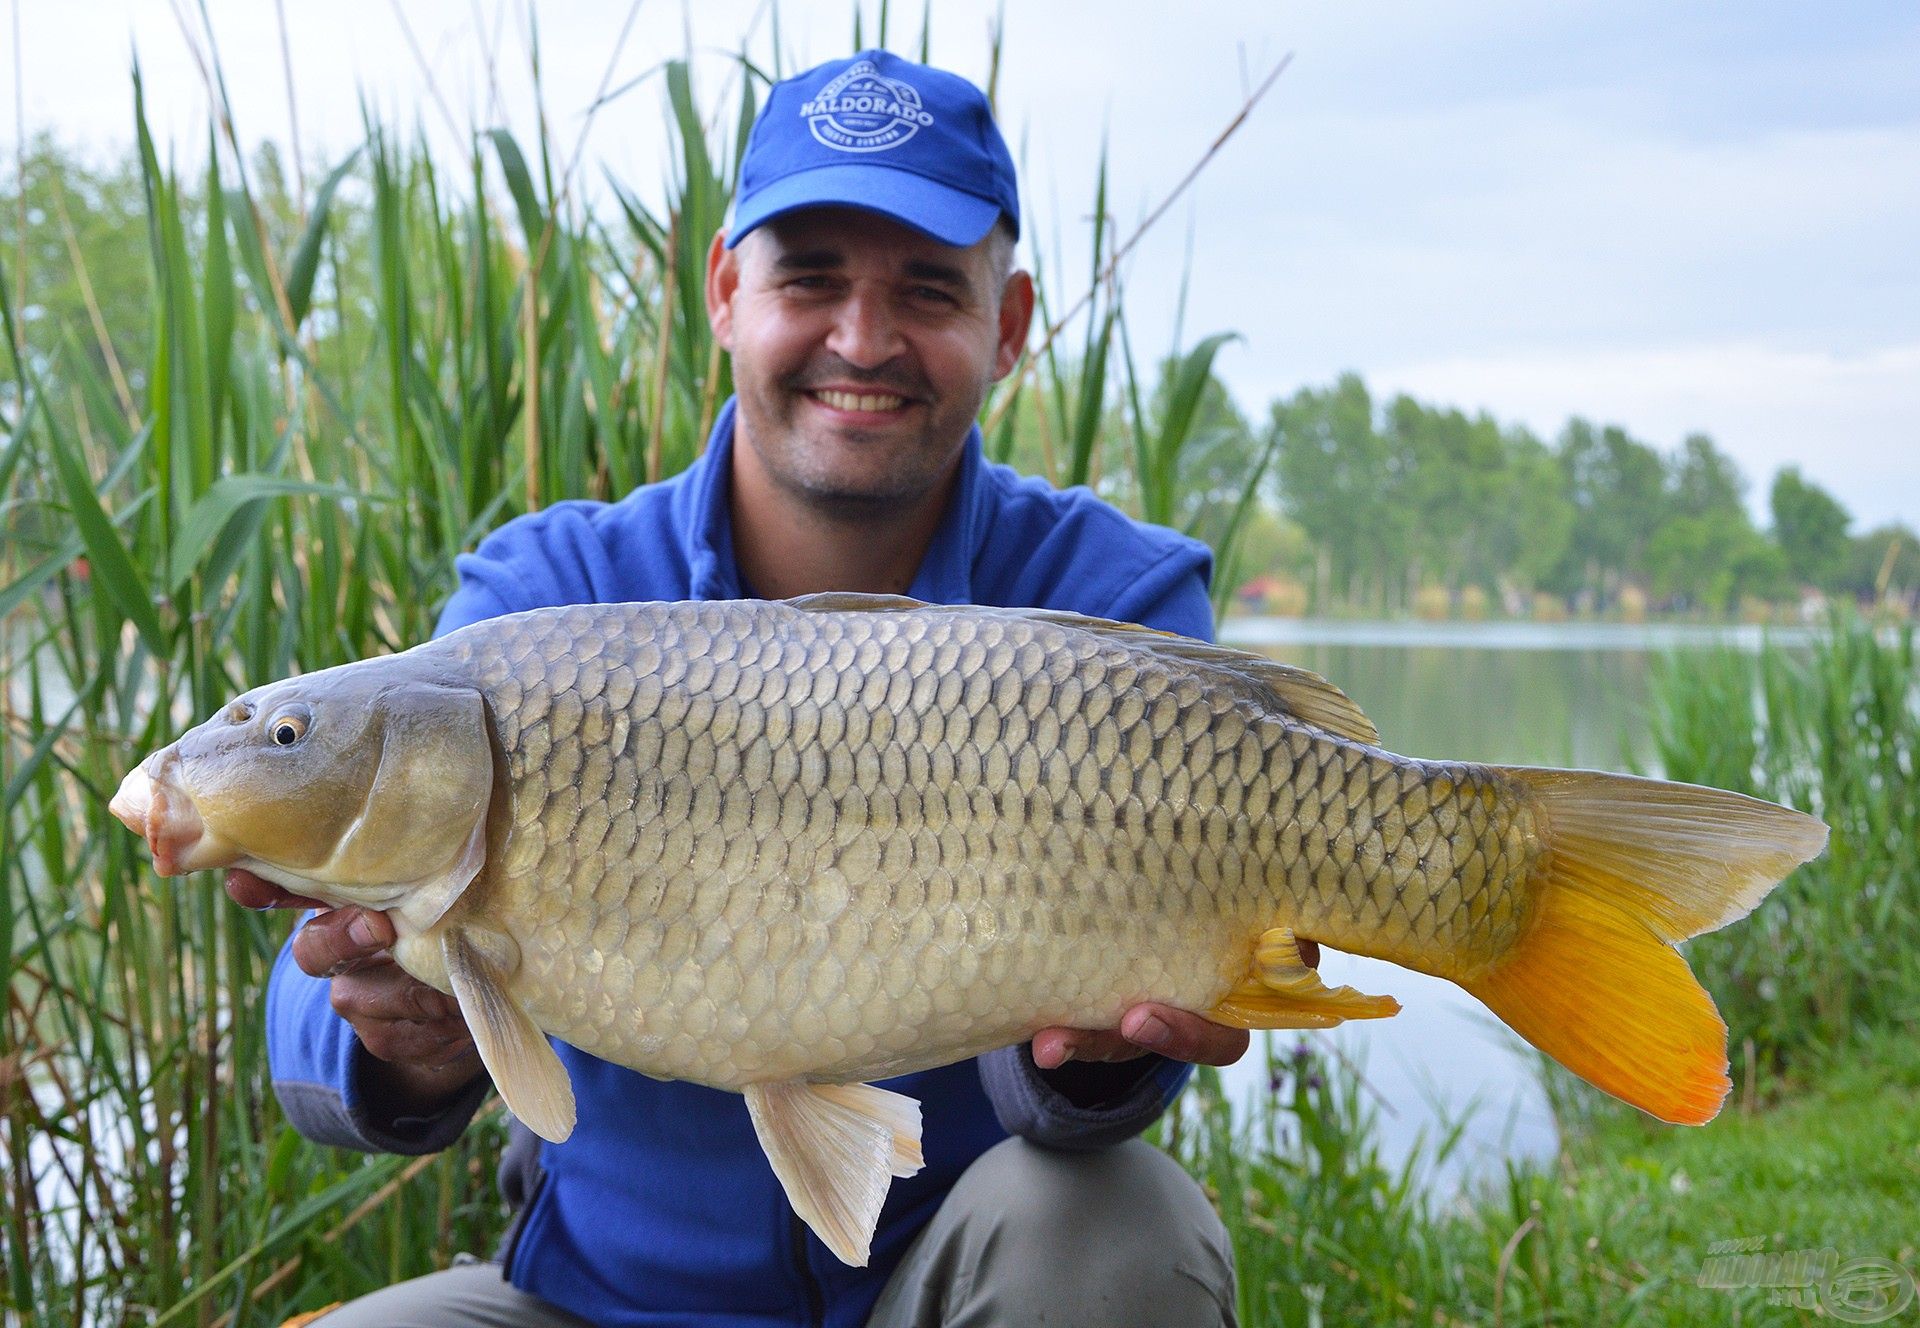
[945,1137,1235,1319]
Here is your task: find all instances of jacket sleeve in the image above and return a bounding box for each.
[265,585,521,1152]
[978,553,1214,1147]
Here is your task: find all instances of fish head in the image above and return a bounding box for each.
[111,659,495,915]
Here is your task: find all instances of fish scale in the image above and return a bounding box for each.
[114,592,1828,1265]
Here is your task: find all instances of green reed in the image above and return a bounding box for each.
[0,16,1281,1322]
[1648,613,1919,1073]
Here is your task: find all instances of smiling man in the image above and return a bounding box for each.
[245,50,1248,1327]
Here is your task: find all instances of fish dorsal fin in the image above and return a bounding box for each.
[442,929,576,1143]
[779,594,1380,745]
[1122,637,1380,744]
[784,591,929,614]
[743,1079,925,1267]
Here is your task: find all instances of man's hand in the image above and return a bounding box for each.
[227,868,484,1113]
[1029,938,1322,1070]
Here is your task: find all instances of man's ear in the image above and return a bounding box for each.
[991,269,1036,381]
[706,229,739,349]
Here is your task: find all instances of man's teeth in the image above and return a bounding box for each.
[813,389,905,412]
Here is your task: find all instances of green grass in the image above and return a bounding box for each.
[1165,1016,1919,1327]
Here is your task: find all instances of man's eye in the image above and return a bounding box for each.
[912,286,957,304]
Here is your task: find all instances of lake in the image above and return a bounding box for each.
[1210,617,1798,1201]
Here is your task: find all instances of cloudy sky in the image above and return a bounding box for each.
[6,1,1916,527]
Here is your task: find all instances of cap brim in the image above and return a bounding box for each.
[726,163,1002,249]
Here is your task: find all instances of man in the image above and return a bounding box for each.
[237,50,1262,1327]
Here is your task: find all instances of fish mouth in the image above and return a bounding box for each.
[109,749,236,876]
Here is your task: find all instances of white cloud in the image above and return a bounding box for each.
[1370,341,1920,529]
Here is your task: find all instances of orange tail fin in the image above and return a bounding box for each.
[1461,768,1827,1125]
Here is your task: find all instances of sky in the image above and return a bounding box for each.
[5,0,1917,528]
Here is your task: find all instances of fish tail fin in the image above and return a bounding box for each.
[1460,768,1827,1125]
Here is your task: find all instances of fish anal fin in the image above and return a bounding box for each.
[442,929,575,1143]
[1208,927,1400,1031]
[743,1080,925,1267]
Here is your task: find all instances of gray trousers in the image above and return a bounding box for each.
[313,1137,1237,1327]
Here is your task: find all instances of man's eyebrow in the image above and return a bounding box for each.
[904,258,971,289]
[772,248,845,271]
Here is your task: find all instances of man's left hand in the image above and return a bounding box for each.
[1029,937,1322,1069]
[1031,1005,1249,1069]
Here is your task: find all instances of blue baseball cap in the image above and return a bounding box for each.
[727,50,1020,250]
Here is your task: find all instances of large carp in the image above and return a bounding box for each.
[111,595,1826,1264]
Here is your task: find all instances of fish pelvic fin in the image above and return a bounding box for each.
[1209,927,1401,1030]
[743,1080,925,1267]
[1462,768,1829,1126]
[442,929,575,1143]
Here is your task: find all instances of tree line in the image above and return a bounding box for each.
[1257,373,1913,616]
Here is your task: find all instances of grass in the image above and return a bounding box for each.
[1166,1027,1920,1327]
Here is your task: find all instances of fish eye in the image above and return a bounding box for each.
[268,706,311,747]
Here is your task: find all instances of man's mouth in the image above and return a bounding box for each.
[807,388,910,413]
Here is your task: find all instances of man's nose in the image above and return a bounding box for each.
[825,288,906,370]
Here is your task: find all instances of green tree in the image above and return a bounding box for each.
[1847,524,1920,601]
[1273,373,1405,609]
[1550,419,1668,604]
[1770,467,1852,591]
[1649,435,1762,613]
[1488,427,1575,595]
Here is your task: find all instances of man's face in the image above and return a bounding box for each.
[706,207,1032,515]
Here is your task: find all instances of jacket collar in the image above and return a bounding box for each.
[683,395,987,604]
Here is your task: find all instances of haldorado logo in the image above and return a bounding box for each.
[800,60,934,154]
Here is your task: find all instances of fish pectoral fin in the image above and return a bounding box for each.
[743,1080,925,1268]
[1208,927,1401,1030]
[442,929,575,1143]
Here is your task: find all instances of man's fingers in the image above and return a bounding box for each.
[290,906,398,979]
[224,867,326,911]
[327,967,463,1027]
[1031,1026,1144,1069]
[1118,1004,1250,1067]
[328,965,474,1066]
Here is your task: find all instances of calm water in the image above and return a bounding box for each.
[1209,617,1782,1199]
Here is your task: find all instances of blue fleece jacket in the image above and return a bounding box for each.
[266,398,1216,1326]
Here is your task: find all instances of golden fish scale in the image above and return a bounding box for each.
[430,601,1545,1089]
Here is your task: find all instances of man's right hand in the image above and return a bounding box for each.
[228,868,486,1114]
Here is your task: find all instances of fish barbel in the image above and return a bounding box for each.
[110,594,1827,1264]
